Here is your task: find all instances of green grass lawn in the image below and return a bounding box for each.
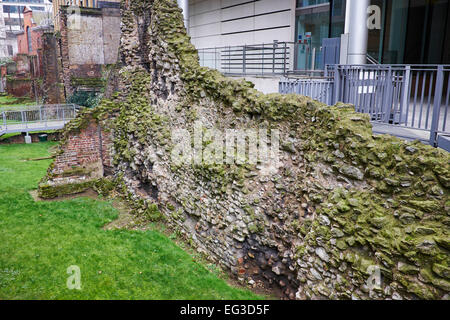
[0,142,260,300]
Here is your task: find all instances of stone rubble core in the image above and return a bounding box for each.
[38,0,450,300]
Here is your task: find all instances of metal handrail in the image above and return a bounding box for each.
[366,53,380,65]
[0,104,79,135]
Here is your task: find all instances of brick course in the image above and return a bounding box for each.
[52,120,112,175]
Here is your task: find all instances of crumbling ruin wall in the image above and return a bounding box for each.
[58,6,121,97]
[39,0,450,300]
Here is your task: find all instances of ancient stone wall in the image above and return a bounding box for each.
[40,0,450,300]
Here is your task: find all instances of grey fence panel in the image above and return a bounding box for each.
[280,64,450,147]
[279,77,333,105]
[198,42,311,76]
[334,65,450,144]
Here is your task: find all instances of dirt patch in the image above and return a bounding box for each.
[0,132,61,144]
[21,156,54,162]
[103,201,141,230]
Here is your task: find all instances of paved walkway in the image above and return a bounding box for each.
[371,122,450,152]
[0,120,69,136]
[371,123,430,142]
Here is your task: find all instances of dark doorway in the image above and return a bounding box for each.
[404,0,450,64]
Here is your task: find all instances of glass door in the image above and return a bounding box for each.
[295,1,331,70]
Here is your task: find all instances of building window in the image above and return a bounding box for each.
[27,27,33,53]
[295,1,331,70]
[7,45,13,56]
[297,0,330,7]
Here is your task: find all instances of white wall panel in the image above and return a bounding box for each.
[254,27,292,43]
[255,0,292,15]
[189,0,296,49]
[221,0,250,8]
[190,0,221,15]
[221,3,254,21]
[191,10,221,26]
[254,11,291,29]
[190,23,221,38]
[222,17,254,34]
[194,35,222,48]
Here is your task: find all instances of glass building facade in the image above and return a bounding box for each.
[295,0,450,70]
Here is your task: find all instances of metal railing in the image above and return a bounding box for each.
[366,53,380,65]
[279,77,334,105]
[198,42,294,76]
[0,104,79,135]
[280,64,450,148]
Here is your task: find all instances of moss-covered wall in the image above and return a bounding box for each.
[40,0,450,300]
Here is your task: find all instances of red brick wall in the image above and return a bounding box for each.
[52,120,113,175]
[14,54,31,76]
[6,78,33,97]
[16,8,42,57]
[17,34,27,55]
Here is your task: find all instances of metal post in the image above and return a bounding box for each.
[311,47,316,71]
[2,111,6,131]
[21,110,25,128]
[344,0,369,64]
[272,44,276,74]
[228,46,231,74]
[283,42,287,75]
[383,66,394,123]
[333,64,341,104]
[400,66,411,124]
[243,45,247,75]
[214,47,217,71]
[430,65,444,146]
[262,43,265,76]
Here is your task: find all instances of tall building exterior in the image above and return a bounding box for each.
[0,4,7,58]
[1,0,52,32]
[188,0,295,49]
[188,0,450,70]
[0,0,52,58]
[295,0,450,68]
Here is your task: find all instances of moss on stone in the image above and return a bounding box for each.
[38,180,98,199]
